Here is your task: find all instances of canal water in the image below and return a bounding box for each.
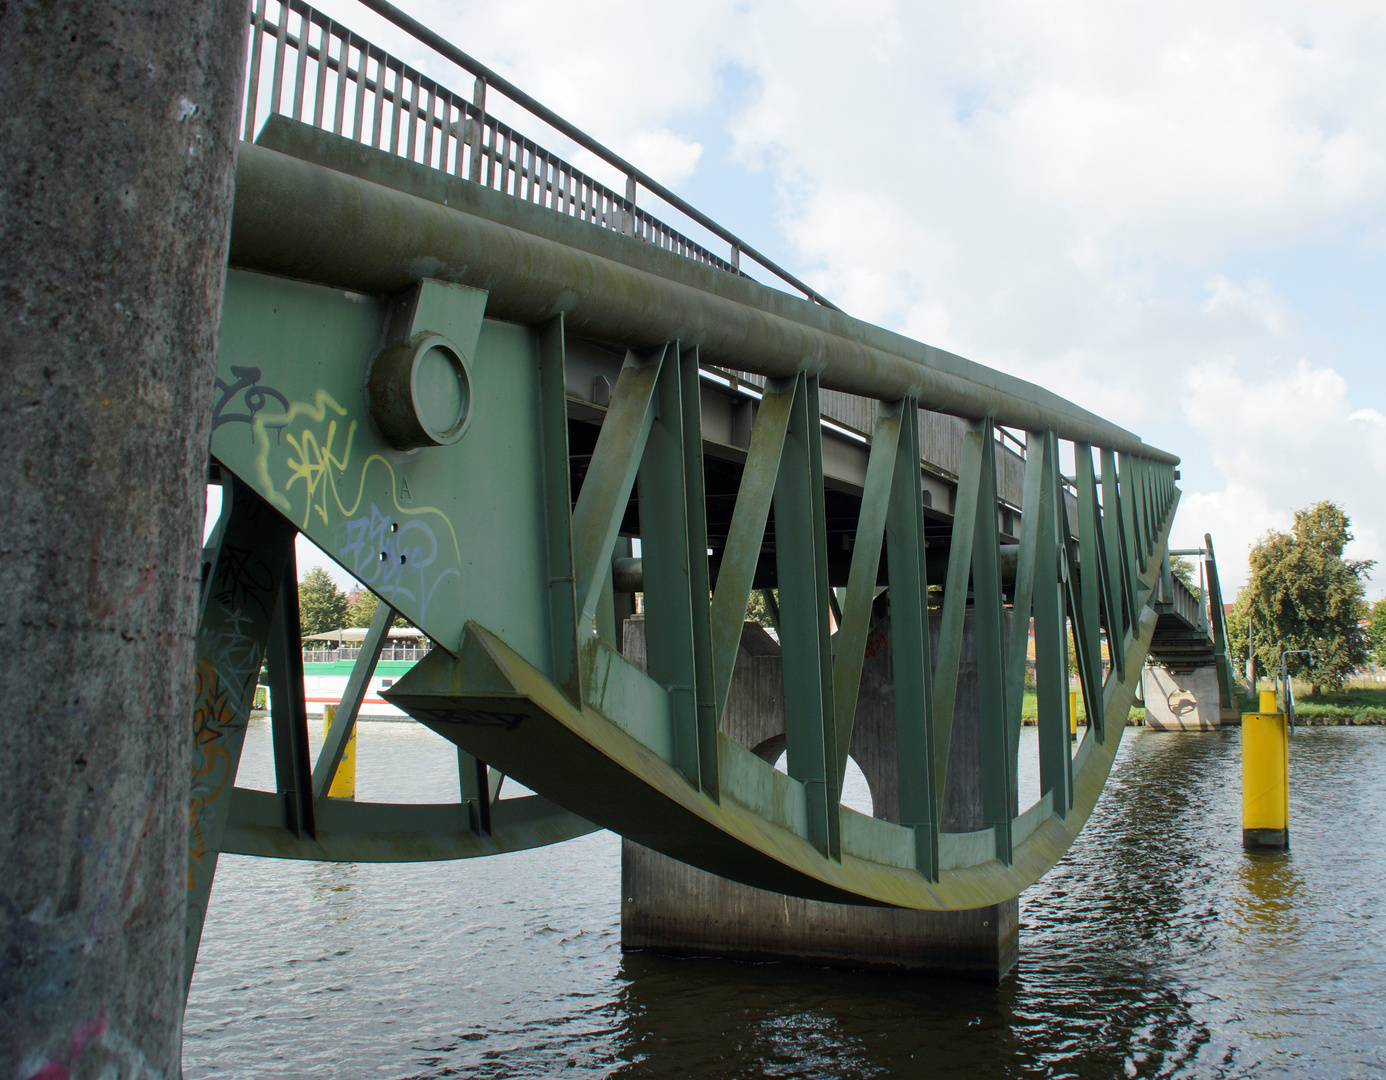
[184,721,1386,1078]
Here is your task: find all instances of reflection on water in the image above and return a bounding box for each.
[1231,852,1305,944]
[185,725,1386,1079]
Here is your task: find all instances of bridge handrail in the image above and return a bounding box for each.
[1202,533,1238,709]
[241,0,837,309]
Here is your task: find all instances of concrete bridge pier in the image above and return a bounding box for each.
[1141,666,1233,730]
[620,614,1018,982]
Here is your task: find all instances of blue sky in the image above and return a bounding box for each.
[292,0,1386,597]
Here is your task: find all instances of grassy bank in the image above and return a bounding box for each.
[1019,684,1386,728]
[1019,691,1145,727]
[1266,685,1386,725]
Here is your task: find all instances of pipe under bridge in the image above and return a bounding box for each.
[187,0,1234,981]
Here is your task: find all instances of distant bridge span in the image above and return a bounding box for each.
[187,0,1234,981]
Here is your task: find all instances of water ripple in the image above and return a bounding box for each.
[185,725,1386,1078]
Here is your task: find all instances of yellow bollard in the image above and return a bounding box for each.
[1242,689,1287,850]
[322,704,357,800]
[1069,690,1078,739]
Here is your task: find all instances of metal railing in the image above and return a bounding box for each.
[242,0,835,306]
[302,645,431,664]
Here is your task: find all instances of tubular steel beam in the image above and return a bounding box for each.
[229,143,1177,462]
[354,0,841,310]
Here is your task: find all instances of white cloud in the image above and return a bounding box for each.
[304,0,1386,596]
[1175,358,1386,592]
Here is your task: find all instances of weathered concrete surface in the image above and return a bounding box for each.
[1142,666,1223,731]
[621,614,1019,981]
[622,841,1018,980]
[0,2,247,1076]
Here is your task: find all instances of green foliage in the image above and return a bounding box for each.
[1225,587,1251,679]
[1170,557,1202,600]
[346,588,409,629]
[745,589,778,628]
[1367,598,1386,668]
[1245,501,1373,696]
[299,566,349,638]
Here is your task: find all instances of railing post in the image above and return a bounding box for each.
[467,75,486,183]
[622,173,637,237]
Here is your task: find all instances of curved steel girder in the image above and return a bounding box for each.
[221,788,595,862]
[384,511,1173,911]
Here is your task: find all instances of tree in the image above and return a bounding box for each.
[348,587,379,628]
[1225,587,1252,682]
[746,589,778,628]
[300,566,349,638]
[1171,556,1202,600]
[1366,598,1386,669]
[1245,501,1373,697]
[347,587,408,629]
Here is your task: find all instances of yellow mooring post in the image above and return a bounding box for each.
[322,704,357,800]
[1069,690,1078,739]
[1242,689,1288,850]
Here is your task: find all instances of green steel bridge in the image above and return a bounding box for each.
[189,0,1238,982]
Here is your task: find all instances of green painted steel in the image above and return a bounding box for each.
[884,399,939,881]
[204,256,1185,908]
[186,477,297,990]
[1203,534,1238,712]
[188,34,1209,937]
[831,403,900,796]
[213,270,551,659]
[230,138,1177,462]
[311,600,391,801]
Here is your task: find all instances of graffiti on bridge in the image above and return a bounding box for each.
[337,503,461,626]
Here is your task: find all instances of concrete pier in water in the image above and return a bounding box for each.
[620,613,1019,982]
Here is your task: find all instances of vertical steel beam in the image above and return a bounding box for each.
[970,423,1013,862]
[831,402,902,793]
[265,555,316,841]
[1072,444,1105,740]
[774,376,839,858]
[930,420,984,806]
[1118,452,1145,581]
[1033,433,1072,816]
[536,315,581,701]
[886,400,939,879]
[456,749,492,836]
[1204,533,1236,712]
[185,478,297,989]
[1138,459,1156,559]
[1005,431,1045,757]
[1101,446,1135,667]
[638,345,717,794]
[679,347,719,794]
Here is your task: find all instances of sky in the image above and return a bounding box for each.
[281,0,1386,598]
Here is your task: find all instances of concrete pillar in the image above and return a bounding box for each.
[0,3,247,1076]
[621,613,1019,982]
[1142,665,1224,730]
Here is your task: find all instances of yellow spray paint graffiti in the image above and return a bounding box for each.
[248,389,460,561]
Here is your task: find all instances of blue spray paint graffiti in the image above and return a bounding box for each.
[337,504,461,625]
